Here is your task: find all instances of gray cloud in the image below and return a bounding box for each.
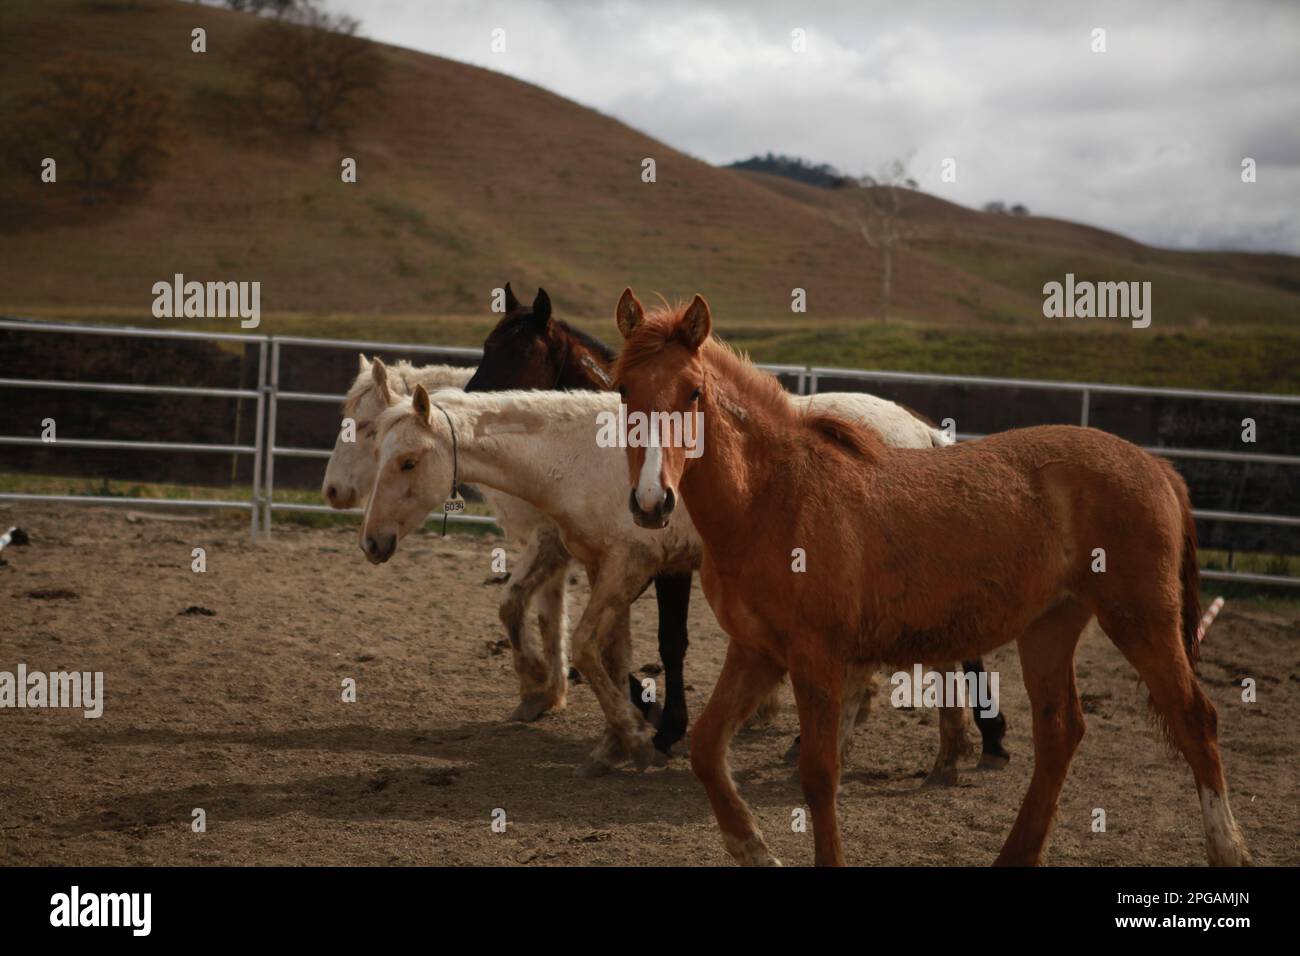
[330,0,1300,252]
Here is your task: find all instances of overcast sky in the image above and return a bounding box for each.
[329,0,1300,254]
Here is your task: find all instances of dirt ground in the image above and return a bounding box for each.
[2,503,1297,867]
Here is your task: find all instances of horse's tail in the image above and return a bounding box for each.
[1162,459,1202,672]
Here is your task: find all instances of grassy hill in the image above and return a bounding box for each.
[1,0,1297,392]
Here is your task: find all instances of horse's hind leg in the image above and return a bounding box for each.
[1096,609,1252,866]
[691,641,786,866]
[651,573,692,755]
[963,657,1010,769]
[500,524,570,722]
[995,598,1093,866]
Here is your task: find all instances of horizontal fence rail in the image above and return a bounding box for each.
[1,317,268,537]
[2,316,1296,587]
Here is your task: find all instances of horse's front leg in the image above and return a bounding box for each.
[924,660,971,787]
[962,657,1010,769]
[651,573,692,755]
[691,639,787,865]
[569,564,658,776]
[790,654,847,866]
[499,524,569,722]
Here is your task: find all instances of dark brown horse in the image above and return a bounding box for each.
[467,284,693,754]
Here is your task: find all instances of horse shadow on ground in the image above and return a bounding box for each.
[48,720,959,837]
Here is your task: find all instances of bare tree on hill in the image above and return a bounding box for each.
[246,0,385,134]
[6,55,176,206]
[847,159,919,323]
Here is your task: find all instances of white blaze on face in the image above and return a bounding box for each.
[636,444,665,512]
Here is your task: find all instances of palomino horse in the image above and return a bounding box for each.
[612,289,1252,867]
[361,380,991,780]
[322,354,576,721]
[467,285,1010,771]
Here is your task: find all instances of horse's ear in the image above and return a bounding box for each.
[358,352,369,372]
[531,288,552,328]
[372,357,395,406]
[616,288,644,339]
[504,282,520,313]
[412,384,432,425]
[678,294,711,351]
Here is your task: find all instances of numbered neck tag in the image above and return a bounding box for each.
[442,492,466,514]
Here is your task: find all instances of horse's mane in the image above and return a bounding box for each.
[374,387,616,445]
[554,318,616,364]
[616,300,883,461]
[343,360,472,415]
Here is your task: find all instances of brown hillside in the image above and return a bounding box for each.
[1,0,1298,335]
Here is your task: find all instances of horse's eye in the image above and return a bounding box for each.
[618,385,626,399]
[400,459,417,471]
[689,387,702,402]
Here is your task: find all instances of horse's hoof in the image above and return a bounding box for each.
[649,747,671,768]
[977,752,1010,770]
[629,739,658,772]
[782,736,801,766]
[726,834,781,867]
[506,694,551,723]
[923,766,960,787]
[573,758,613,778]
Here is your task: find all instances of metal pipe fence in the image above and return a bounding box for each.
[2,316,1296,587]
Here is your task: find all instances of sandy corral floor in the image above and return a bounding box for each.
[1,504,1296,866]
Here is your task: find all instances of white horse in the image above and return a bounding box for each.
[363,382,973,777]
[322,356,573,721]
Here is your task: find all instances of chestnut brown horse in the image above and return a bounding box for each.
[613,289,1251,867]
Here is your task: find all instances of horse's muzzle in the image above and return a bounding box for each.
[324,483,357,510]
[629,486,675,529]
[362,533,396,564]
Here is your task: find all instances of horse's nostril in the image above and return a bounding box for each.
[326,485,337,501]
[663,488,676,515]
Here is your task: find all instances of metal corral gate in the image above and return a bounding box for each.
[1,317,1296,589]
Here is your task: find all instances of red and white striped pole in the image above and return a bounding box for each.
[1197,596,1225,644]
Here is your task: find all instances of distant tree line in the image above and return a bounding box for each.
[727,153,855,190]
[983,201,1031,216]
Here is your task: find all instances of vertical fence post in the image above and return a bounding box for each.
[1080,387,1091,428]
[263,338,280,535]
[797,368,807,395]
[249,338,267,542]
[809,371,819,395]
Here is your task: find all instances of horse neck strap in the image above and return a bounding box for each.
[580,353,614,388]
[428,399,459,536]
